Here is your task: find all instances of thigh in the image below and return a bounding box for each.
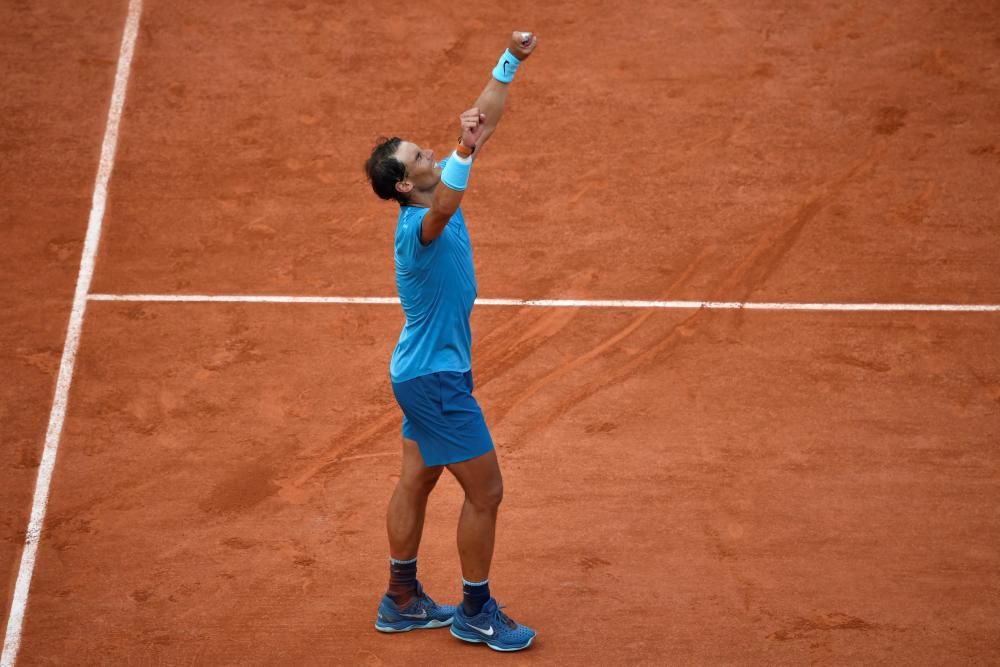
[400,437,444,488]
[447,448,502,499]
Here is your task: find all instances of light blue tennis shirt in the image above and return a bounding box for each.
[390,197,477,384]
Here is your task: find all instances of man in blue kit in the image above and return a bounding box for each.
[363,31,538,652]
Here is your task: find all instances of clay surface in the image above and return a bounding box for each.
[3,0,999,664]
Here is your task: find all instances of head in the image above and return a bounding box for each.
[364,136,441,206]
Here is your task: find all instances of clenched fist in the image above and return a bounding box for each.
[509,31,538,60]
[459,107,487,149]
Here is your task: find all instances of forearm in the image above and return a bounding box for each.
[470,31,536,146]
[428,148,474,228]
[473,78,510,136]
[422,155,468,243]
[431,174,465,215]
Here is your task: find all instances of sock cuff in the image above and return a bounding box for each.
[390,556,417,565]
[462,577,489,587]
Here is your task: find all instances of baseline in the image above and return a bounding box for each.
[87,293,1000,313]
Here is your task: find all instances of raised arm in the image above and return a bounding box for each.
[422,31,539,244]
[422,109,488,243]
[470,31,539,156]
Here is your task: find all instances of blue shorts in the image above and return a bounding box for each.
[391,370,495,467]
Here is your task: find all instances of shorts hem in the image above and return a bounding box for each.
[416,441,495,467]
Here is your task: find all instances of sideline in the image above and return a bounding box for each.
[1,1,144,665]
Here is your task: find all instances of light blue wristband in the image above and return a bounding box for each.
[441,152,473,191]
[492,49,521,83]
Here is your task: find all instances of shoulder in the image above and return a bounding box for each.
[396,206,430,234]
[398,205,430,224]
[395,206,437,258]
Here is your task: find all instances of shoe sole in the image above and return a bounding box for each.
[375,618,452,633]
[450,626,535,652]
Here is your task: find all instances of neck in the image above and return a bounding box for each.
[406,184,437,208]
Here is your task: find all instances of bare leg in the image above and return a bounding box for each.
[447,449,503,582]
[386,438,443,560]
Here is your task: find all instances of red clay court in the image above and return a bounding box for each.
[2,0,999,664]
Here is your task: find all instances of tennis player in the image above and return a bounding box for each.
[363,30,538,652]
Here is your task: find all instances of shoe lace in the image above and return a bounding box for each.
[414,582,435,607]
[495,604,516,629]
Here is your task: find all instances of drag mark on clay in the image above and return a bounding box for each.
[474,299,583,393]
[577,556,611,571]
[491,306,662,424]
[469,266,606,398]
[284,409,402,495]
[489,282,725,453]
[508,307,706,451]
[584,421,617,434]
[713,142,887,304]
[818,353,892,374]
[485,247,716,436]
[969,144,1000,161]
[768,613,885,641]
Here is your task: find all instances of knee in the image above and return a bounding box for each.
[467,478,503,511]
[400,469,442,497]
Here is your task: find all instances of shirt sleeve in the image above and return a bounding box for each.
[395,207,437,268]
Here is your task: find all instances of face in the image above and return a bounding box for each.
[393,140,441,195]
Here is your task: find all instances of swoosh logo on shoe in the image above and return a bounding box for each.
[400,610,427,619]
[469,623,494,637]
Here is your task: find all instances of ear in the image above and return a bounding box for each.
[395,179,413,195]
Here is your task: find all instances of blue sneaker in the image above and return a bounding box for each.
[374,582,456,633]
[450,598,536,651]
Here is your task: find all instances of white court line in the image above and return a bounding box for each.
[87,293,1000,312]
[1,2,143,665]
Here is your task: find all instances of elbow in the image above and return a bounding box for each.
[431,185,463,216]
[431,200,458,219]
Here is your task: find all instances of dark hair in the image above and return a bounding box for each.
[365,136,408,205]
